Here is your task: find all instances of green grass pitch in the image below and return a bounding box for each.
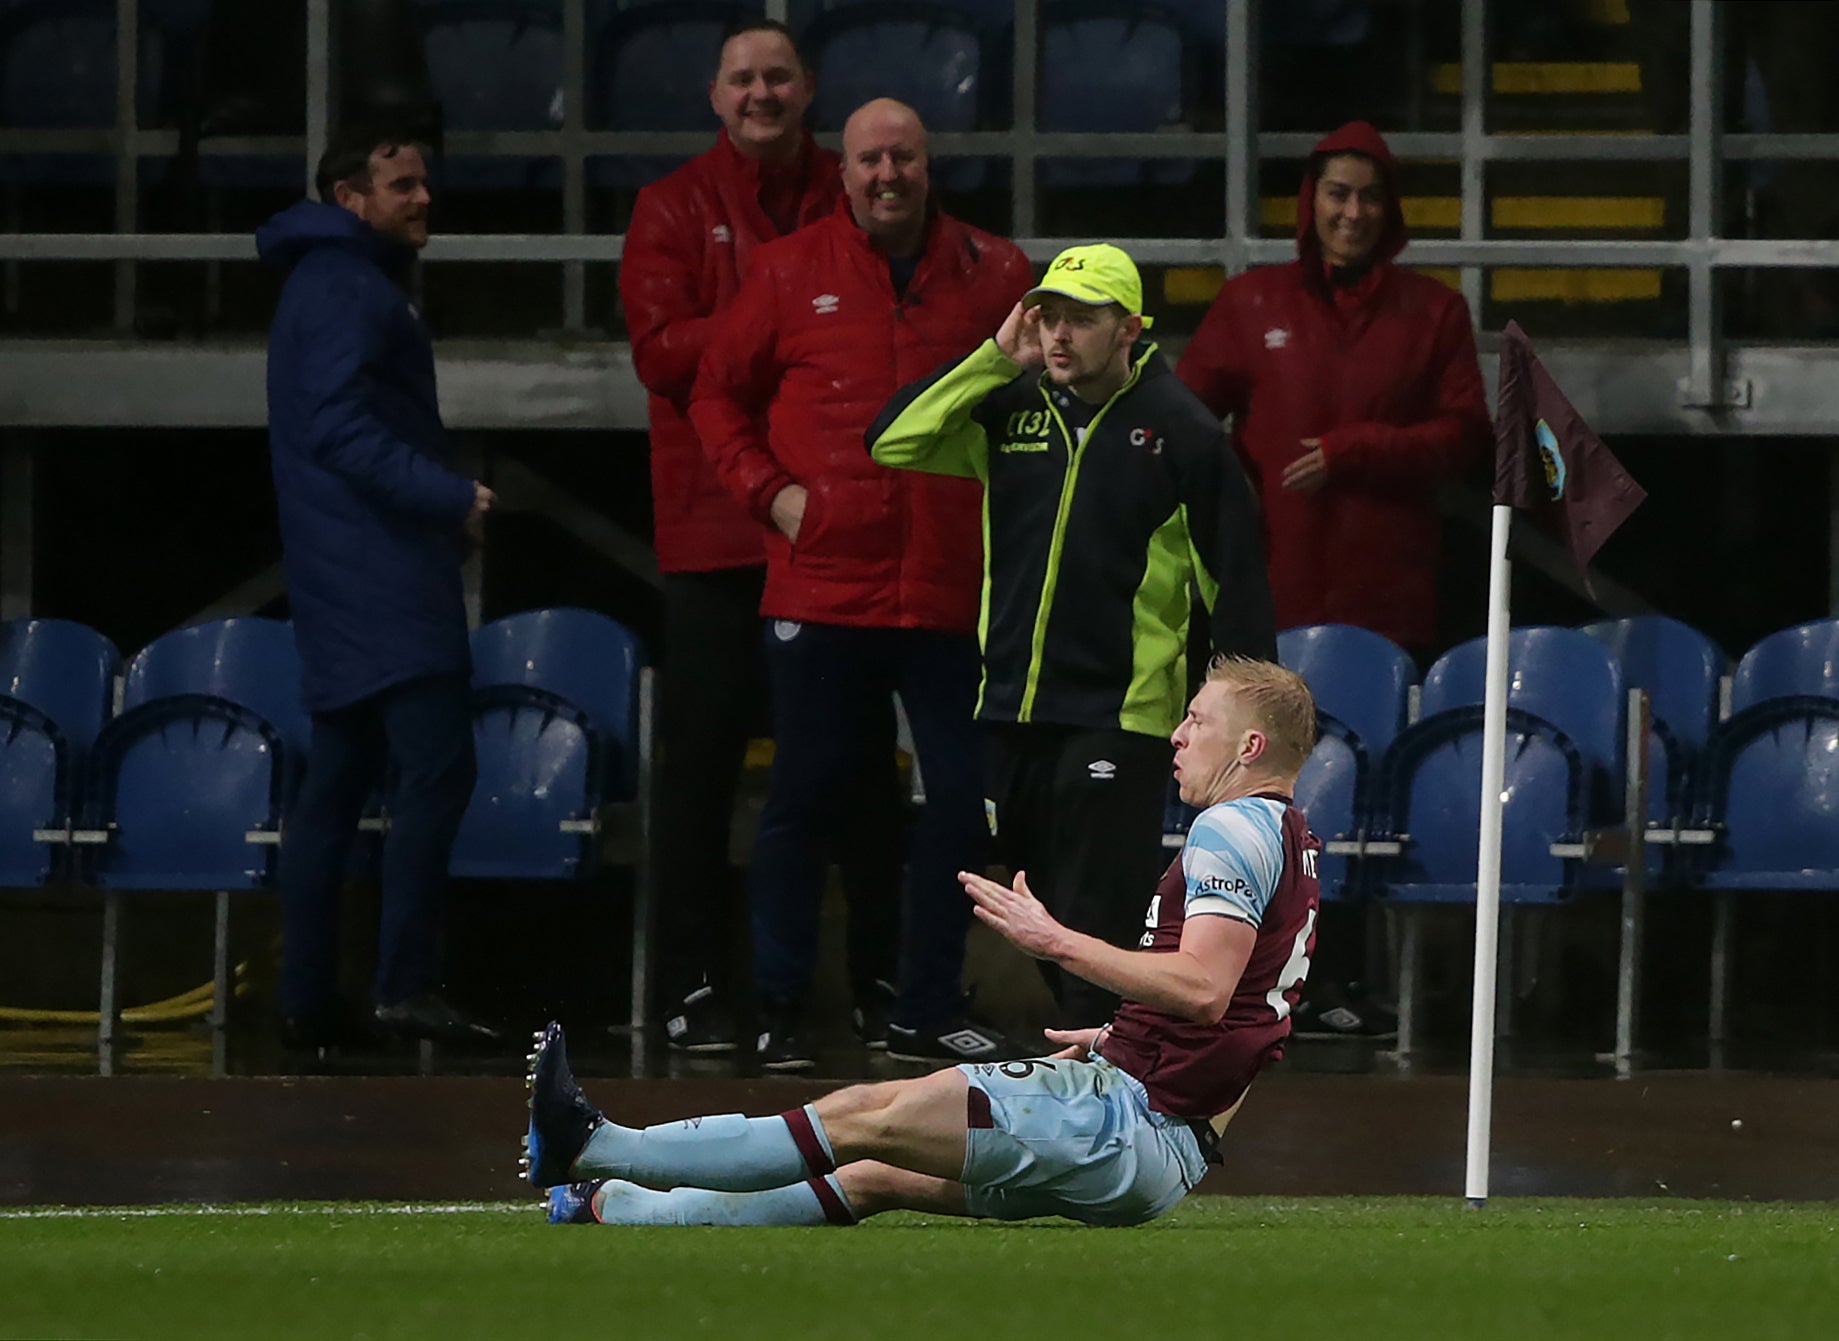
[2,1197,1834,1340]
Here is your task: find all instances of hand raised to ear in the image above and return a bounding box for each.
[995,302,1045,370]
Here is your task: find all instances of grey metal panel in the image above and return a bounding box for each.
[0,341,648,430]
[14,233,1839,266]
[0,339,1832,435]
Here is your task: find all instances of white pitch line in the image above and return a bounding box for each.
[0,1201,536,1220]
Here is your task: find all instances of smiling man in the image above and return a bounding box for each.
[523,656,1319,1230]
[689,98,1034,1068]
[619,20,876,1057]
[258,127,501,1052]
[867,243,1276,1028]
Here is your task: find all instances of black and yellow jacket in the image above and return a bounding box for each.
[868,338,1276,737]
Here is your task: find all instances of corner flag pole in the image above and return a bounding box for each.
[1465,503,1514,1208]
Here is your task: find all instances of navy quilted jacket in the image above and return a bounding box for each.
[258,200,475,712]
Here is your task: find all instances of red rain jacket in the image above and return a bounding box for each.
[1177,121,1489,649]
[620,130,842,572]
[690,199,1032,630]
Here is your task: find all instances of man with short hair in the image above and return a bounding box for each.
[525,656,1321,1229]
[620,19,900,1055]
[689,99,1035,1067]
[1177,121,1489,1038]
[867,244,1277,1027]
[260,127,501,1049]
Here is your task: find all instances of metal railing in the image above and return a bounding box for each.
[1,1,1837,413]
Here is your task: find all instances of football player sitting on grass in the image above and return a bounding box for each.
[524,657,1322,1228]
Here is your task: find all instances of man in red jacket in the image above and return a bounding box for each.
[620,20,898,1054]
[691,99,1035,1069]
[1177,120,1490,1037]
[1177,120,1490,655]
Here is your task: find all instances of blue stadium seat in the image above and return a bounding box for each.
[1378,627,1624,904]
[1277,624,1415,901]
[0,0,148,188]
[1579,616,1727,887]
[805,2,998,192]
[0,619,120,886]
[1372,627,1629,1056]
[459,607,654,1071]
[121,617,309,757]
[1687,619,1839,1050]
[1579,616,1724,816]
[84,697,289,893]
[0,618,120,761]
[1698,706,1839,891]
[418,0,565,191]
[95,616,307,886]
[1279,624,1416,769]
[1038,1,1198,190]
[587,1,753,189]
[1727,617,1839,709]
[1696,619,1839,891]
[451,684,602,879]
[80,618,307,1075]
[469,606,643,799]
[141,0,211,128]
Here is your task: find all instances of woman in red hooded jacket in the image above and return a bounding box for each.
[1176,121,1490,654]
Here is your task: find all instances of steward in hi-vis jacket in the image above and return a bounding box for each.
[868,243,1276,1026]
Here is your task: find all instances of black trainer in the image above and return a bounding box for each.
[662,980,739,1054]
[375,990,505,1045]
[851,979,897,1051]
[1290,981,1397,1040]
[754,1001,815,1072]
[522,1022,606,1188]
[885,1014,1027,1064]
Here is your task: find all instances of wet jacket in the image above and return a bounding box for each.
[1176,121,1490,649]
[689,200,1033,631]
[259,200,474,713]
[870,339,1276,737]
[620,130,843,572]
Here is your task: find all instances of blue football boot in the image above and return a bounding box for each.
[547,1180,606,1225]
[522,1022,605,1189]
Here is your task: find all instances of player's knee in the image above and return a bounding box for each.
[815,1079,911,1148]
[833,1160,901,1215]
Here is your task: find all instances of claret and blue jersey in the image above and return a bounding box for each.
[1100,793,1322,1119]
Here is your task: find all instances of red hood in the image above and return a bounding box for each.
[1295,120,1408,269]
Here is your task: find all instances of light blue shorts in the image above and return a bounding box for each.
[955,1054,1209,1227]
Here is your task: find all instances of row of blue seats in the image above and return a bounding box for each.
[1,606,654,1075]
[3,0,1207,192]
[1178,616,1839,1058]
[0,608,648,890]
[1178,617,1839,906]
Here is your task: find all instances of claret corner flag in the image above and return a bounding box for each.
[1493,320,1646,588]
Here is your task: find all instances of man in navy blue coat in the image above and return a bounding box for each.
[260,126,501,1049]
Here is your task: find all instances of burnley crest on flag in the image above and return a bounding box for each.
[1492,319,1646,584]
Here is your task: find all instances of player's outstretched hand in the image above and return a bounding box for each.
[1042,1025,1104,1059]
[960,868,1067,961]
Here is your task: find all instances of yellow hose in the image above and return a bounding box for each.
[0,964,251,1025]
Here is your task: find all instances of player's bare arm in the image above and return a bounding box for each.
[960,869,1256,1023]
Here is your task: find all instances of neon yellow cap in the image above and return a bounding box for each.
[1022,242,1154,329]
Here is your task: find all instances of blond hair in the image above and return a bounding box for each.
[1204,655,1317,777]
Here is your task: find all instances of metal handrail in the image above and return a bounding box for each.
[0,0,1793,410]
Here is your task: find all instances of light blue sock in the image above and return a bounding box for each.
[574,1104,837,1192]
[588,1175,857,1227]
